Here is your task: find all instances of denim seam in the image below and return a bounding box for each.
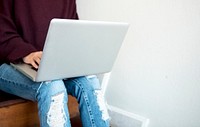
[70,78,96,127]
[35,82,44,101]
[0,77,36,90]
[0,77,38,100]
[0,64,37,91]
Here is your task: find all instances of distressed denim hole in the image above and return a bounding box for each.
[94,90,110,121]
[47,92,67,127]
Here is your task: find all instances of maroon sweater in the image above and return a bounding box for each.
[0,0,78,65]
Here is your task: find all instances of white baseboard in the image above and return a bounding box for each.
[107,104,149,127]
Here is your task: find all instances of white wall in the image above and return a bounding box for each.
[77,0,200,127]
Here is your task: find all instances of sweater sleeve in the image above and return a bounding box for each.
[0,0,37,63]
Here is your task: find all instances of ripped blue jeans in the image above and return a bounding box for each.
[0,64,110,127]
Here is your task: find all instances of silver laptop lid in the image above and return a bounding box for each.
[36,19,129,82]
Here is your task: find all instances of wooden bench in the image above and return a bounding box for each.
[0,90,79,127]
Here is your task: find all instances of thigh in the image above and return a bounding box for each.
[0,63,41,101]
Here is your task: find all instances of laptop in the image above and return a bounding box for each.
[11,19,129,82]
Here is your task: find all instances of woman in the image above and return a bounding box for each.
[0,0,110,127]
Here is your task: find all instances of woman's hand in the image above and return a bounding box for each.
[23,51,43,69]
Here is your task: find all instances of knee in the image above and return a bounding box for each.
[36,80,68,102]
[85,75,101,90]
[72,75,101,92]
[65,75,101,98]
